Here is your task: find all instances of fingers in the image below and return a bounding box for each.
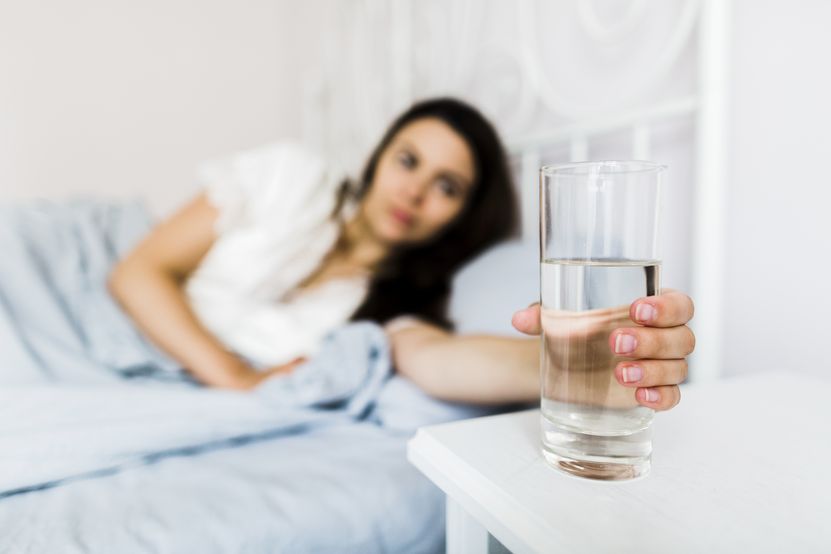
[615,359,688,388]
[265,357,307,377]
[609,325,696,359]
[633,385,681,411]
[630,290,695,328]
[512,303,541,335]
[515,290,695,335]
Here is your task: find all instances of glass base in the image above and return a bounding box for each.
[541,418,652,481]
[541,447,650,481]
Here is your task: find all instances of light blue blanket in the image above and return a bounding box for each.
[0,199,179,383]
[0,199,506,553]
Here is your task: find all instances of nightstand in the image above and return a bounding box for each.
[408,372,831,553]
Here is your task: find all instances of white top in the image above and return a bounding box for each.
[408,372,831,553]
[184,141,369,368]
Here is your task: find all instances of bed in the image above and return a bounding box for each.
[0,199,509,553]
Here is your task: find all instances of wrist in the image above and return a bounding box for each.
[224,364,264,390]
[193,354,260,390]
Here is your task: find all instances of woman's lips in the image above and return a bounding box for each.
[390,207,414,227]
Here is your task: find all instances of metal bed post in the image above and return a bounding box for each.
[691,0,730,382]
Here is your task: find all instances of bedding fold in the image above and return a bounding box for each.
[0,199,179,383]
[0,322,388,496]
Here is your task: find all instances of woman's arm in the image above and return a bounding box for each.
[388,323,539,405]
[108,193,266,389]
[389,290,695,409]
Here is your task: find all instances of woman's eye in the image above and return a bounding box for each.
[436,177,461,198]
[398,152,416,169]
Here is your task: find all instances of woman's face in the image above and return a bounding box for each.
[361,117,476,246]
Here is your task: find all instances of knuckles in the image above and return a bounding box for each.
[642,326,696,358]
[655,386,681,411]
[656,292,695,325]
[665,387,682,409]
[683,326,696,356]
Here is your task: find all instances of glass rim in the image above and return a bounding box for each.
[540,160,667,176]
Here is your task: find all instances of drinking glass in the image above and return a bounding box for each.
[539,160,665,480]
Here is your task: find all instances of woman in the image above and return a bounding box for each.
[109,98,693,411]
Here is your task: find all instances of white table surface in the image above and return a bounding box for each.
[407,372,831,553]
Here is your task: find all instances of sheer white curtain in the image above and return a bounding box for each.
[301,0,698,172]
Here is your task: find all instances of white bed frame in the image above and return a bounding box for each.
[507,0,728,382]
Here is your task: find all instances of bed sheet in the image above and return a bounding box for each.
[0,421,444,554]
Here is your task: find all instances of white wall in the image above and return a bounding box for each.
[0,0,306,216]
[723,0,831,378]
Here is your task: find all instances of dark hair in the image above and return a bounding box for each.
[349,97,519,330]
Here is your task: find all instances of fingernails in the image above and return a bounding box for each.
[635,302,656,323]
[639,388,661,403]
[614,333,637,355]
[620,365,643,383]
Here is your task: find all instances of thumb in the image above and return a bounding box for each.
[512,303,541,336]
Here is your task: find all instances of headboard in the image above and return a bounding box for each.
[508,96,697,241]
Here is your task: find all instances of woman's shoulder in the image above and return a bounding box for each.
[196,140,346,232]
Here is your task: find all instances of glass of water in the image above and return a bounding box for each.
[539,160,665,480]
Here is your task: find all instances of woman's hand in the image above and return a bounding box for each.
[511,290,695,411]
[226,357,307,390]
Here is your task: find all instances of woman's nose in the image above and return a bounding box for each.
[402,176,430,205]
